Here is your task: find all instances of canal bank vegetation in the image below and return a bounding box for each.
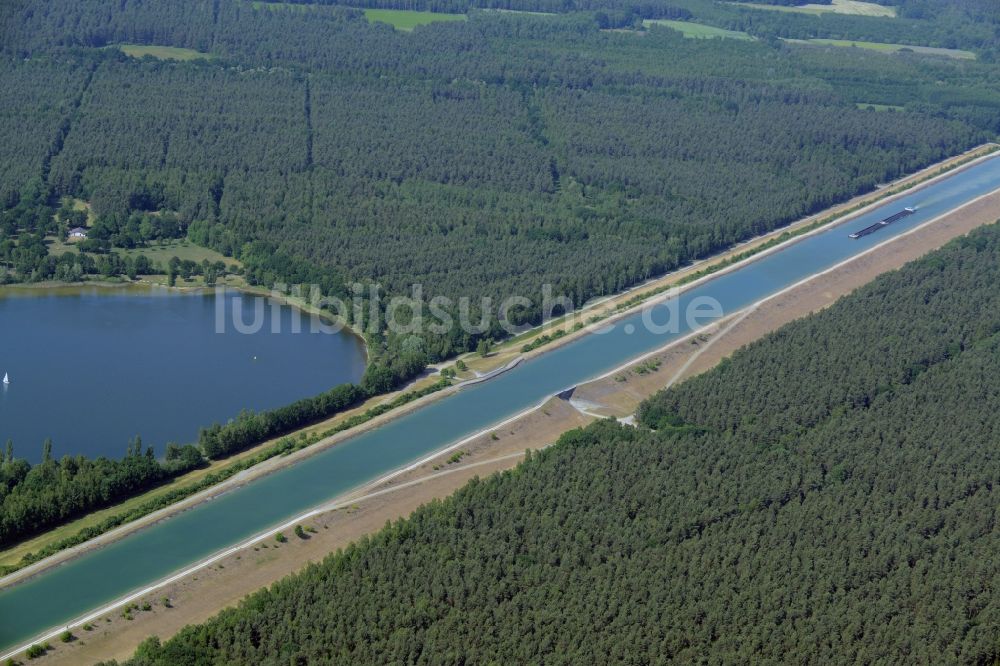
[0,376,453,577]
[197,384,365,459]
[0,310,439,569]
[111,223,1000,665]
[0,438,203,550]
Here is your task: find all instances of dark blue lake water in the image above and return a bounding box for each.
[0,287,366,462]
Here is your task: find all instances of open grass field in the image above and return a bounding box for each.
[856,102,905,112]
[117,44,214,61]
[644,19,753,40]
[252,0,468,29]
[43,239,236,269]
[67,197,95,225]
[363,8,467,31]
[788,38,976,59]
[44,236,79,255]
[735,0,895,17]
[118,239,238,268]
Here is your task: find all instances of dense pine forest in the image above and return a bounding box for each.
[111,222,1000,664]
[1,0,998,660]
[2,0,999,345]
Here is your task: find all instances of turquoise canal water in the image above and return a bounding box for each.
[3,155,1000,650]
[0,288,367,462]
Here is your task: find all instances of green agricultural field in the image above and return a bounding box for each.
[643,20,753,40]
[363,8,467,31]
[788,38,975,59]
[117,44,214,61]
[735,0,895,17]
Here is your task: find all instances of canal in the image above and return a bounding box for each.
[2,154,999,651]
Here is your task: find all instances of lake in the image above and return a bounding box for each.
[0,286,367,462]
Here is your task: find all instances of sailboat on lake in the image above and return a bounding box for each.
[2,372,8,385]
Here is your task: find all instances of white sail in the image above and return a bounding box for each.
[2,373,8,384]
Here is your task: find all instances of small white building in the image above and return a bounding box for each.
[68,227,88,240]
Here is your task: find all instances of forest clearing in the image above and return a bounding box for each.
[363,8,468,30]
[735,0,896,17]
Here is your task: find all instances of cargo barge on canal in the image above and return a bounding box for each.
[849,207,916,239]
